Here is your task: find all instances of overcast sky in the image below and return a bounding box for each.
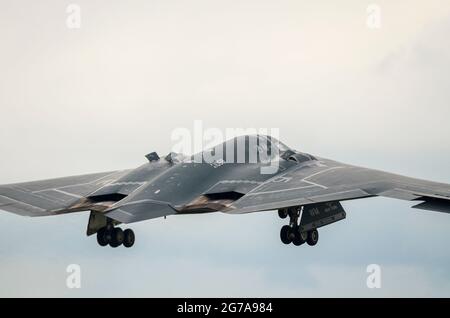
[1,0,450,297]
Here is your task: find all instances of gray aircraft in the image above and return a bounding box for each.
[1,135,449,248]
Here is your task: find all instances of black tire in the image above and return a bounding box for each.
[306,229,319,246]
[280,225,292,244]
[123,229,135,248]
[109,227,124,248]
[96,228,108,246]
[292,229,307,246]
[278,209,288,219]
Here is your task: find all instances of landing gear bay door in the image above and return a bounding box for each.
[299,201,346,232]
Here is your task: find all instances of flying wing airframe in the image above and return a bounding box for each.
[1,135,449,248]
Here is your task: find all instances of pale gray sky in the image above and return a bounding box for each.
[0,0,450,297]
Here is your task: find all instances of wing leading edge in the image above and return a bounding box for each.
[0,171,128,217]
[229,160,450,214]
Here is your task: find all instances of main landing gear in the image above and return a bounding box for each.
[96,224,135,248]
[279,207,319,247]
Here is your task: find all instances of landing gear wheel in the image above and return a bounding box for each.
[109,227,124,248]
[278,209,288,219]
[306,229,319,246]
[123,229,135,248]
[280,225,292,244]
[292,229,308,246]
[96,228,108,246]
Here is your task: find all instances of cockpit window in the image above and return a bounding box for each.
[197,134,292,164]
[286,153,317,164]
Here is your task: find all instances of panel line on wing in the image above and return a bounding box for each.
[302,166,345,181]
[245,185,318,196]
[0,195,46,212]
[53,189,83,198]
[245,166,345,196]
[29,171,125,193]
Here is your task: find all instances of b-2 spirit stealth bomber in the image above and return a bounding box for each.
[1,135,450,248]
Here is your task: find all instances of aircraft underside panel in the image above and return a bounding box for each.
[104,200,177,223]
[411,197,450,213]
[299,201,346,232]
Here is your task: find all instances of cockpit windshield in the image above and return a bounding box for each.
[259,135,291,153]
[196,135,292,164]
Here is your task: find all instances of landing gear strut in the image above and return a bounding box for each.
[278,207,319,247]
[96,224,135,248]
